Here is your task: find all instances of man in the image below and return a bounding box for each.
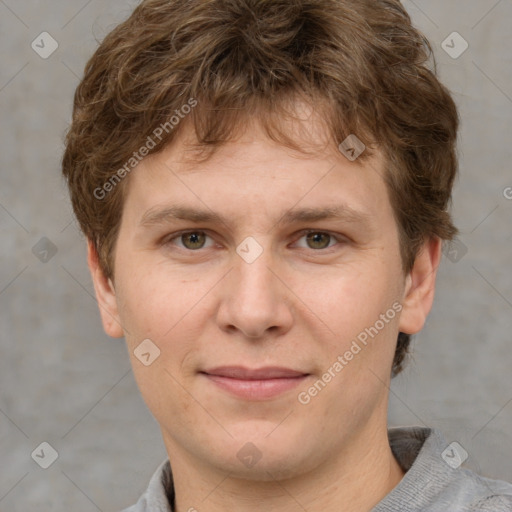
[62,0,512,510]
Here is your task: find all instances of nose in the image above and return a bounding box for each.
[215,242,294,340]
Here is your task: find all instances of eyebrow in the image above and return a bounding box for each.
[139,204,372,229]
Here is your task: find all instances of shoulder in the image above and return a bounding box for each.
[466,473,512,512]
[376,427,512,512]
[118,458,173,512]
[469,493,512,511]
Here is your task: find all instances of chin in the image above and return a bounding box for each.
[213,451,309,482]
[201,430,317,481]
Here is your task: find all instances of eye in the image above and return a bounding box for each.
[293,231,342,250]
[165,231,214,250]
[162,229,344,253]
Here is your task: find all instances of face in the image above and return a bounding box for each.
[89,114,440,481]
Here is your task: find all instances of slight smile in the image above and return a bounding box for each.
[200,366,311,401]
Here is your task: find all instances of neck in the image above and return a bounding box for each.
[165,422,405,512]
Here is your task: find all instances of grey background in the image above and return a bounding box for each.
[1,0,511,510]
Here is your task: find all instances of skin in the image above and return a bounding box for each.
[88,112,441,512]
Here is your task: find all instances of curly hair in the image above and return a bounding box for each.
[62,0,459,376]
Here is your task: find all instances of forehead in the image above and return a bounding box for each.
[120,115,392,233]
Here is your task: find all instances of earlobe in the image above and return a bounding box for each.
[398,237,442,335]
[86,239,125,338]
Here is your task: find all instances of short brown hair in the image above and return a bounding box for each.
[62,0,459,376]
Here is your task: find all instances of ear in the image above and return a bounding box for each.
[87,239,124,338]
[398,237,442,335]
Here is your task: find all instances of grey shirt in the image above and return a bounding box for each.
[121,427,512,511]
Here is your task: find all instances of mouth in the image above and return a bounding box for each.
[199,366,310,400]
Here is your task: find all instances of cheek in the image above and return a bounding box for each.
[302,262,387,326]
[115,255,173,328]
[116,273,167,346]
[303,259,403,366]
[114,265,202,418]
[115,260,212,368]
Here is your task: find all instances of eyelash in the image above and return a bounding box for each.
[161,229,346,253]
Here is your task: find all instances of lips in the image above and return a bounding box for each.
[202,366,308,380]
[200,366,310,400]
